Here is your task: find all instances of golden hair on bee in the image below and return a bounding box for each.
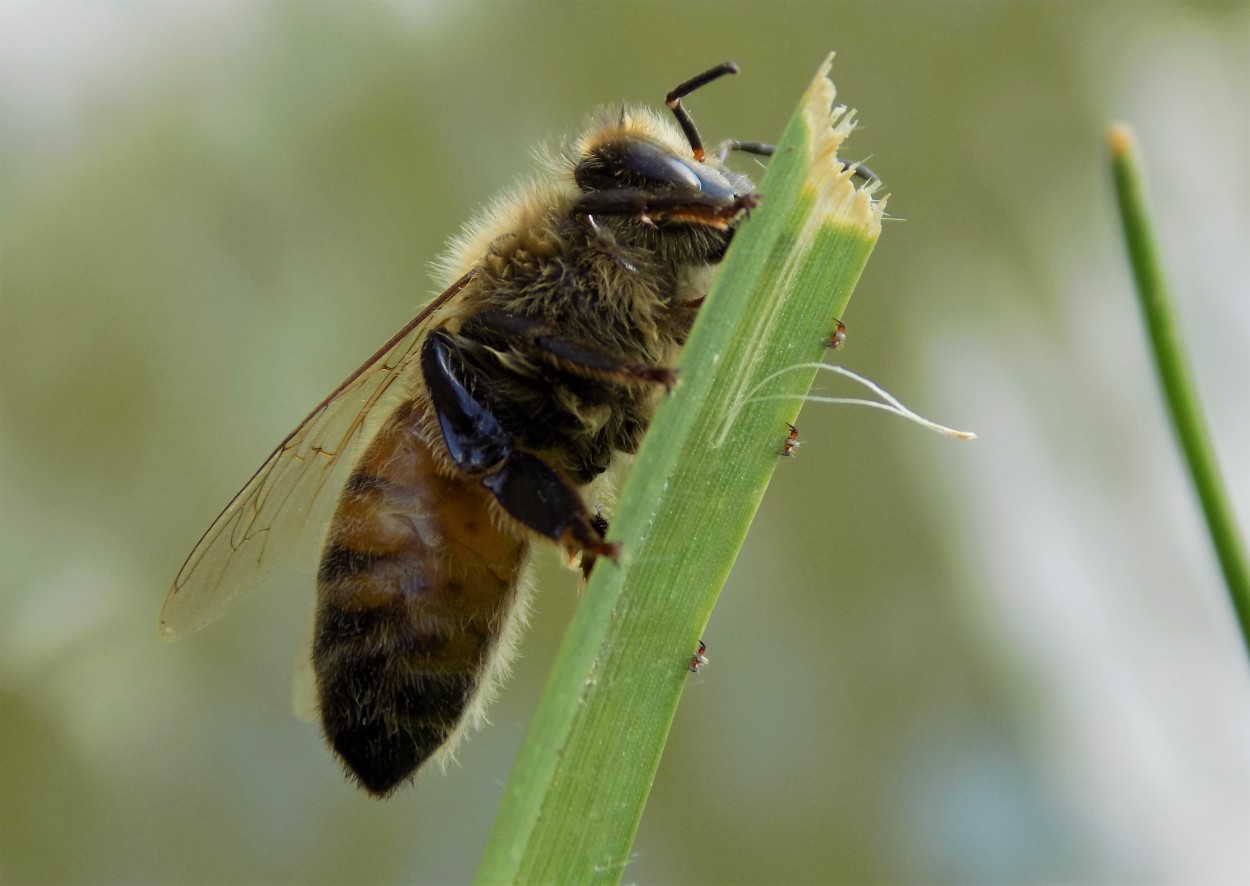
[161,61,774,798]
[572,105,691,162]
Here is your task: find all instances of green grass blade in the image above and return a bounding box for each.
[475,55,885,884]
[1109,123,1250,659]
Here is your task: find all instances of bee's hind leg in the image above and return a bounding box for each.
[480,450,619,564]
[421,330,618,565]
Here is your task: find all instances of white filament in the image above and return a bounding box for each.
[717,362,976,445]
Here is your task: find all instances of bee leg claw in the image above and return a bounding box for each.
[579,539,622,580]
[647,367,678,392]
[579,510,619,579]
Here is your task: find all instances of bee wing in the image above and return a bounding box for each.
[159,274,470,641]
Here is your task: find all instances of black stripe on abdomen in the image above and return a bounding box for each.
[317,542,394,586]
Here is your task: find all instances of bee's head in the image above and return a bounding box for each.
[573,62,756,202]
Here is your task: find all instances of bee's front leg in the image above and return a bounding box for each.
[571,188,758,230]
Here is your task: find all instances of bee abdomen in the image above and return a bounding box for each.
[312,402,528,797]
[314,601,481,797]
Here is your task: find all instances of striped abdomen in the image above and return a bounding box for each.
[312,398,528,797]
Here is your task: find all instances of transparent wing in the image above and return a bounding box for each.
[159,275,470,641]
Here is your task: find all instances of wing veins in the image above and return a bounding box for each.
[162,274,471,638]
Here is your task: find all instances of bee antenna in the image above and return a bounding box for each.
[666,61,739,163]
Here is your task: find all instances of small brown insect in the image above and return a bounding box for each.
[826,318,847,349]
[688,640,709,673]
[780,423,801,457]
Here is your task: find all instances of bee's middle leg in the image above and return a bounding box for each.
[460,310,676,390]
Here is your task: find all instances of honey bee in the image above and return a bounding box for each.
[162,62,862,798]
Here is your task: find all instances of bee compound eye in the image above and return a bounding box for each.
[576,138,706,194]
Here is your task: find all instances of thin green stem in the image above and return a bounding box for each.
[1109,123,1250,659]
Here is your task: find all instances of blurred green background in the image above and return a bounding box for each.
[3,1,1248,883]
